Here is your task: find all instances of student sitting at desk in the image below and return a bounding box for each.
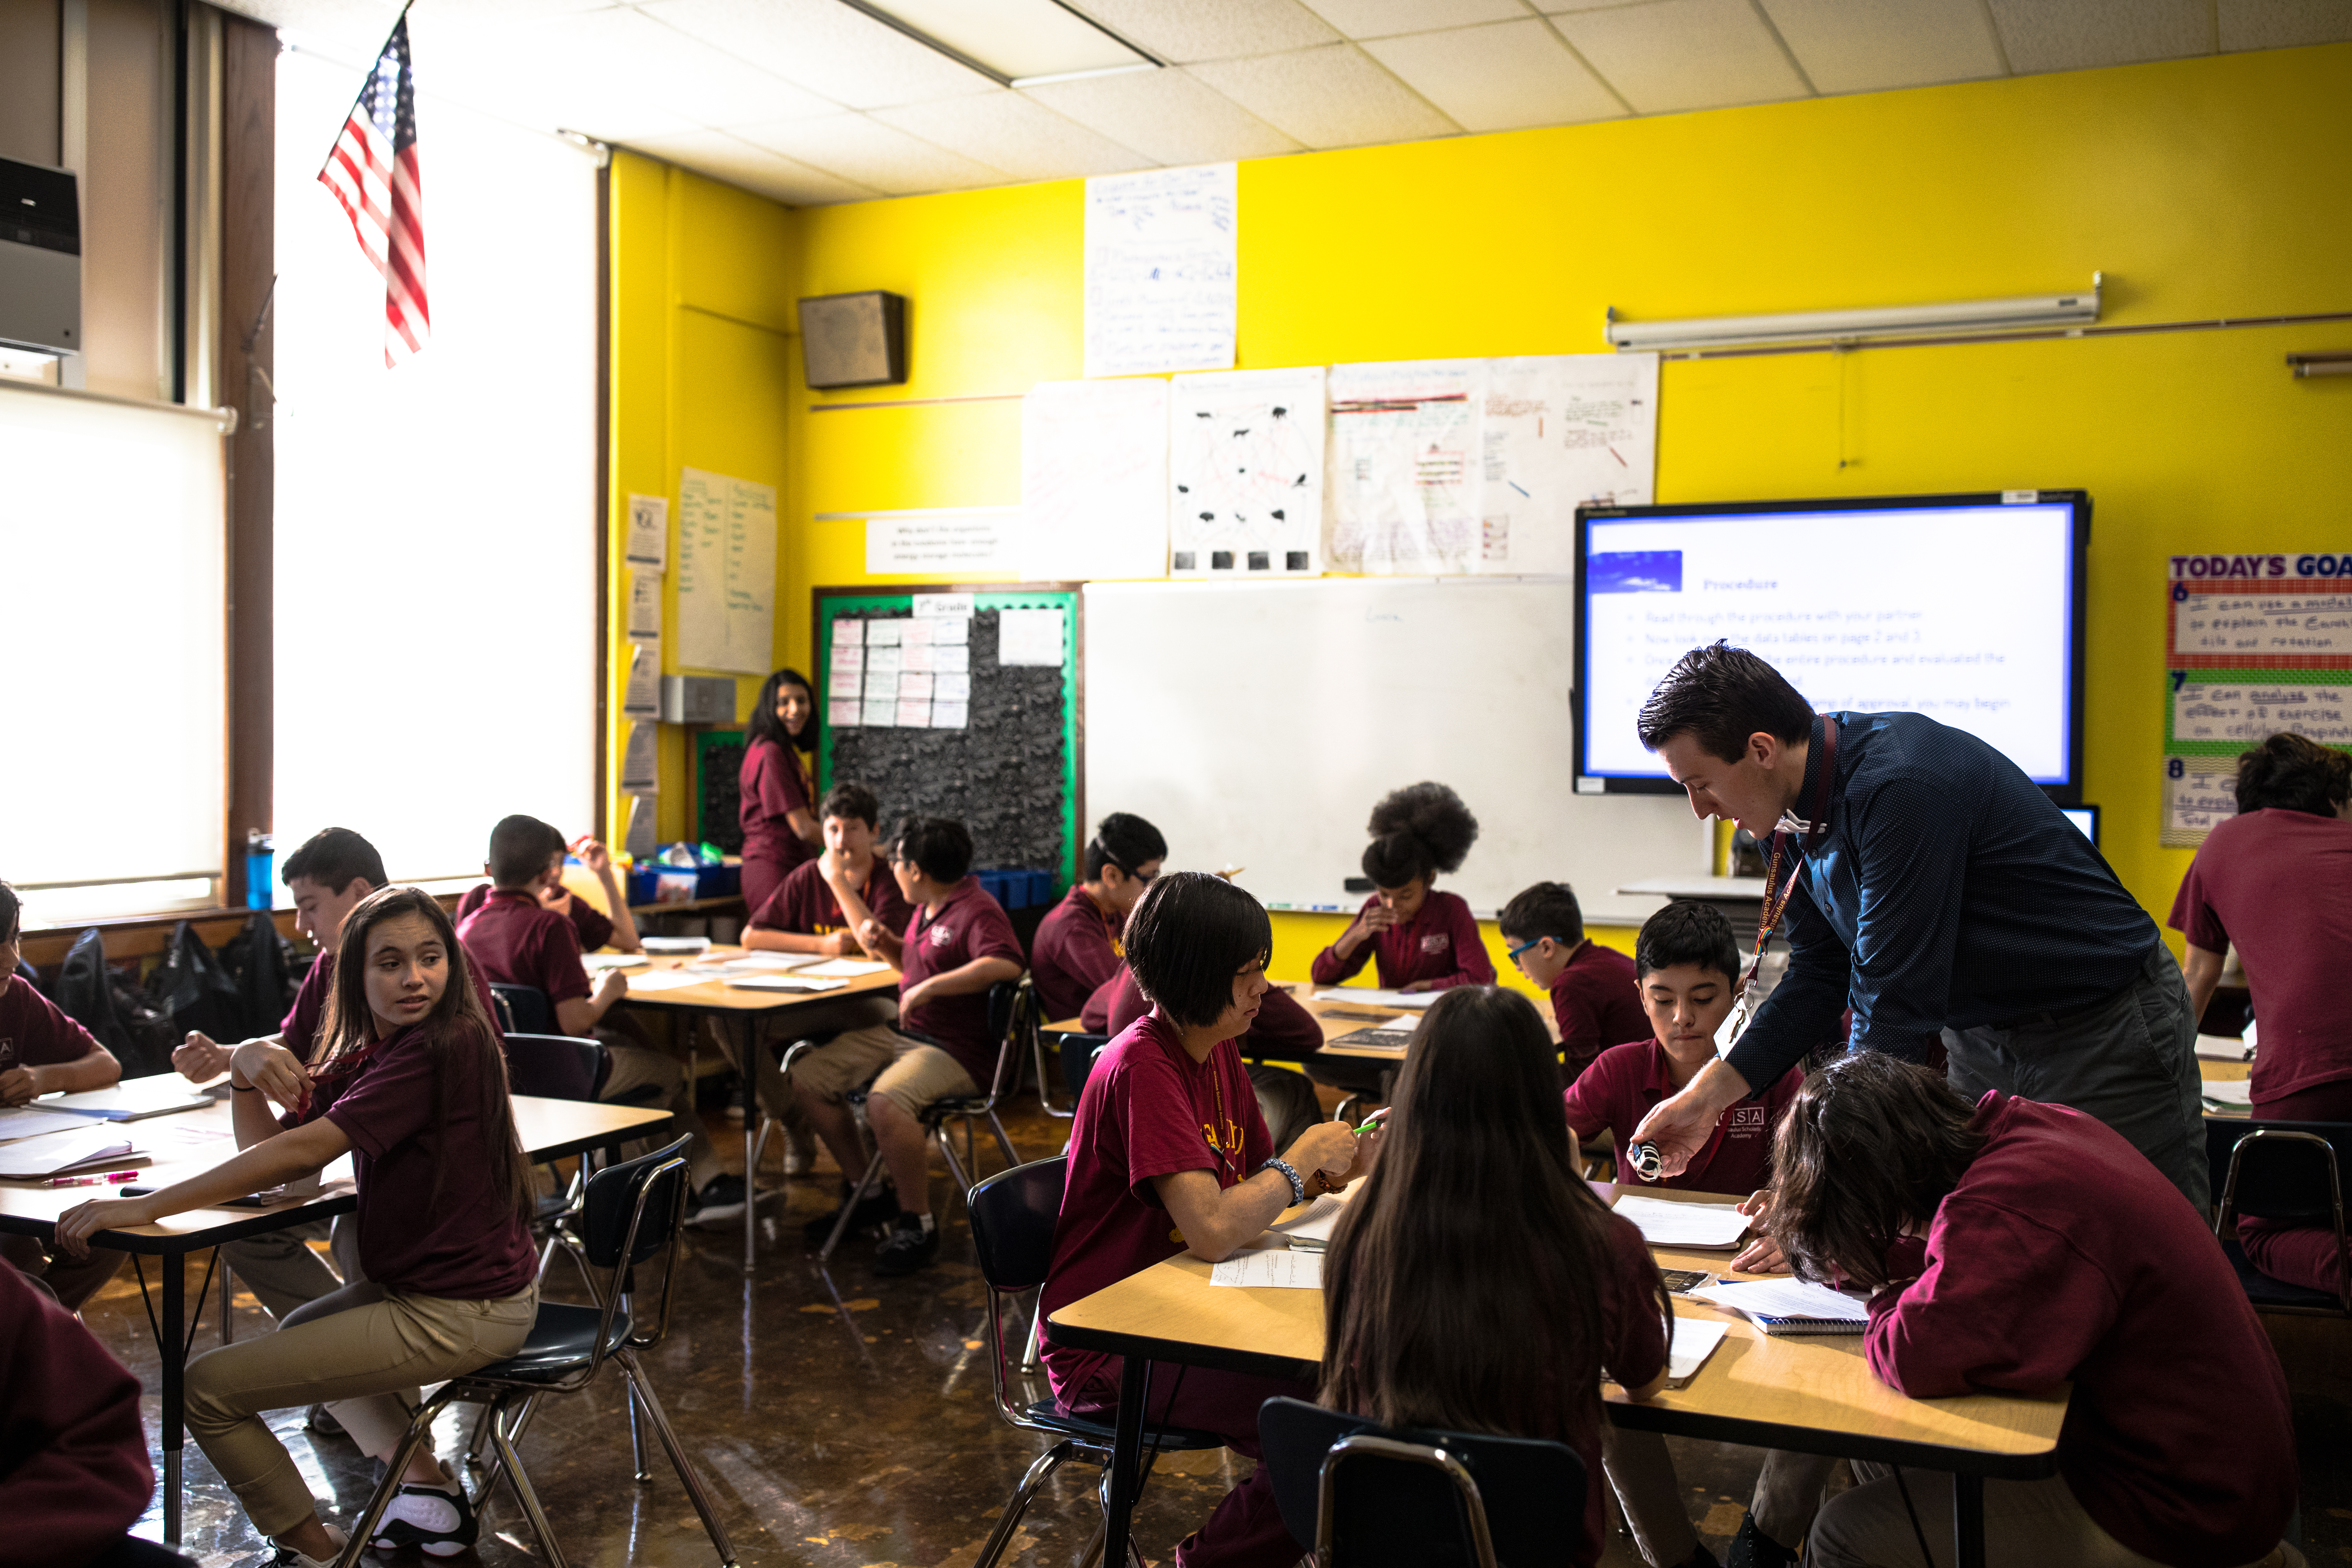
[1040,872,1360,1568]
[0,1249,156,1568]
[1310,782,1494,994]
[1322,985,1676,1568]
[1085,963,1326,1147]
[1751,1053,2297,1568]
[1029,812,1165,1022]
[0,879,127,1311]
[456,833,640,956]
[57,888,540,1567]
[2171,732,2352,1297]
[739,667,823,915]
[1500,878,1647,1082]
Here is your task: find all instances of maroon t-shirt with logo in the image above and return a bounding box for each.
[294,1020,537,1299]
[749,854,913,941]
[1030,885,1122,1022]
[1564,1037,1799,1195]
[0,975,103,1072]
[898,878,1025,1085]
[280,950,502,1064]
[1550,941,1649,1080]
[1309,890,1494,991]
[457,890,591,1006]
[1039,1011,1273,1399]
[456,882,614,955]
[1089,965,1326,1063]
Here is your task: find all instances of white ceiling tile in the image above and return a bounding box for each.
[1021,67,1304,164]
[1299,0,1530,39]
[2218,0,2352,51]
[637,0,998,109]
[1067,0,1342,63]
[1760,0,2005,93]
[624,128,882,204]
[1187,44,1460,147]
[551,9,841,125]
[1550,0,1811,113]
[1984,0,2210,73]
[732,113,1009,195]
[872,90,1154,180]
[1362,20,1623,130]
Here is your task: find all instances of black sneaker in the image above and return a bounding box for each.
[266,1526,347,1568]
[802,1186,900,1247]
[872,1214,941,1276]
[1726,1514,1799,1568]
[368,1481,479,1557]
[303,1402,345,1437]
[688,1173,749,1228]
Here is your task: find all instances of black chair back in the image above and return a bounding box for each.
[492,982,555,1036]
[1258,1396,1586,1568]
[503,1032,605,1102]
[981,977,1037,1099]
[2211,1118,2352,1224]
[969,1155,1067,1294]
[1058,1033,1111,1107]
[583,1135,693,1270]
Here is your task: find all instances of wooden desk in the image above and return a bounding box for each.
[616,948,901,1272]
[1047,1184,2064,1568]
[0,1088,667,1545]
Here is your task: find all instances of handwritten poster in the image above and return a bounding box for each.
[1477,354,1659,575]
[1084,164,1236,380]
[864,508,1017,575]
[675,468,775,675]
[1325,360,1484,575]
[1021,379,1168,580]
[1168,366,1324,576]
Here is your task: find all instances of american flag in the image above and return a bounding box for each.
[318,12,428,366]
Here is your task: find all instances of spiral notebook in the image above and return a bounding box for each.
[1687,1277,1871,1335]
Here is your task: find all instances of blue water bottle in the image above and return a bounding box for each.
[246,831,275,910]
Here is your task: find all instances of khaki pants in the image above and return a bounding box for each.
[748,994,899,1126]
[1810,1461,2278,1568]
[185,1278,536,1538]
[1599,1424,1701,1567]
[789,1022,978,1118]
[3,1232,128,1311]
[218,1218,360,1321]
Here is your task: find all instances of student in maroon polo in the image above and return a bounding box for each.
[743,780,914,959]
[1758,1053,2296,1568]
[1310,782,1493,993]
[739,668,823,914]
[1041,873,1361,1568]
[1500,880,1647,1081]
[1030,813,1166,1022]
[455,834,641,957]
[0,1252,155,1568]
[1089,962,1328,1146]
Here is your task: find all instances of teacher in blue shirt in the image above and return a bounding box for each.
[1627,642,2207,1208]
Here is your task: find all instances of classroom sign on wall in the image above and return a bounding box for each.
[2161,551,2352,846]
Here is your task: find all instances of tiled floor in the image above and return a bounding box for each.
[80,1086,2352,1567]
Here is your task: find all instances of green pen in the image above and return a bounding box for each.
[1354,1113,1386,1134]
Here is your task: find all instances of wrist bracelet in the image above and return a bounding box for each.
[230,1084,258,1094]
[1259,1157,1306,1206]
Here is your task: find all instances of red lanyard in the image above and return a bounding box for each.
[1740,716,1839,998]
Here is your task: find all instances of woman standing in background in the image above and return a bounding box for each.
[740,668,823,914]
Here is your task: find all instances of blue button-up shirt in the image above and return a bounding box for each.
[1726,711,2158,1091]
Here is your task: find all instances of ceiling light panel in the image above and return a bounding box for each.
[852,0,1149,81]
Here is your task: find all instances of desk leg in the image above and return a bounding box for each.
[163,1256,185,1546]
[739,1016,759,1277]
[1102,1357,1148,1568]
[1953,1472,1984,1568]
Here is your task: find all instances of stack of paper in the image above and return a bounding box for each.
[0,1106,107,1143]
[1687,1276,1871,1331]
[2200,1079,2255,1112]
[799,958,892,978]
[1613,1194,1751,1250]
[723,952,818,971]
[1312,989,1438,1009]
[582,952,650,972]
[725,975,847,993]
[640,935,711,955]
[1270,1195,1346,1251]
[1662,1317,1730,1385]
[43,1075,213,1122]
[0,1128,137,1179]
[624,970,709,993]
[1209,1249,1323,1289]
[2195,1034,2254,1062]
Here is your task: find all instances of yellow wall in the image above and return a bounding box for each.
[619,45,2352,983]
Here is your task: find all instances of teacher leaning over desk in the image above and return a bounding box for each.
[1628,642,2209,1209]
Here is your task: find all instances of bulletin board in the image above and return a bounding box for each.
[814,585,1083,883]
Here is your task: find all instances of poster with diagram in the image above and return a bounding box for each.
[1325,359,1485,575]
[1168,366,1325,576]
[1476,353,1659,575]
[2161,551,2352,845]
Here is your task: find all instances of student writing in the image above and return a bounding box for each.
[1499,878,1647,1082]
[1310,782,1494,993]
[739,667,823,914]
[1028,812,1164,1022]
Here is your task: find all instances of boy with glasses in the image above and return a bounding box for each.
[1029,812,1165,1021]
[1499,879,1647,1083]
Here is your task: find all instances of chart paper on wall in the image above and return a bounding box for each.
[1478,354,1658,575]
[1326,360,1484,575]
[675,468,775,674]
[1169,366,1325,576]
[1021,379,1169,581]
[1084,164,1236,380]
[864,508,1018,576]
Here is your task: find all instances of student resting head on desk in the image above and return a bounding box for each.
[1499,878,1646,1083]
[56,887,540,1567]
[1322,984,1678,1568]
[1029,811,1165,1022]
[1039,871,1361,1568]
[1740,1053,2298,1568]
[1308,782,1493,995]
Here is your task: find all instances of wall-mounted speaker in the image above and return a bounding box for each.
[798,290,907,389]
[0,156,80,358]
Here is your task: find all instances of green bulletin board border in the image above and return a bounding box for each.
[812,584,1084,886]
[2162,667,2352,756]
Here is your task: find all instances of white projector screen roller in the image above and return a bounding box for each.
[1576,493,2088,791]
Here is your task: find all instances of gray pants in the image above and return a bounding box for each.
[1942,944,2208,1210]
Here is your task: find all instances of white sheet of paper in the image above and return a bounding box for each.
[1477,353,1659,574]
[2195,1034,2253,1061]
[1084,163,1236,380]
[865,510,1018,576]
[1688,1277,1871,1322]
[863,671,900,705]
[1326,359,1485,575]
[913,593,975,620]
[827,664,863,702]
[834,700,864,728]
[727,975,848,993]
[2201,1078,2255,1106]
[626,970,710,993]
[900,618,934,647]
[832,643,865,677]
[931,699,968,729]
[620,721,657,791]
[1312,988,1438,1009]
[832,617,866,648]
[1210,1249,1324,1290]
[930,616,970,646]
[674,468,775,675]
[799,958,892,978]
[0,1128,136,1178]
[1666,1317,1730,1383]
[934,671,972,702]
[723,952,818,971]
[582,953,649,972]
[894,698,933,728]
[1612,1195,1750,1249]
[1022,378,1170,581]
[902,642,937,673]
[46,1074,215,1119]
[1168,365,1325,576]
[2173,679,2352,747]
[997,607,1066,668]
[866,620,905,647]
[626,567,663,639]
[0,1106,111,1143]
[933,643,970,674]
[624,791,656,859]
[1270,1194,1345,1243]
[867,644,904,675]
[623,642,661,717]
[899,671,936,702]
[625,492,667,569]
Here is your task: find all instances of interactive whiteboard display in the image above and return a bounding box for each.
[1577,493,2088,792]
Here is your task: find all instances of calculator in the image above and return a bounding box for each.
[1660,1268,1712,1294]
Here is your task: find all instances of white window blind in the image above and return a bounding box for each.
[272,48,598,890]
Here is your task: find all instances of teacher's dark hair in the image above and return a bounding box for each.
[1322,985,1670,1437]
[1363,782,1479,888]
[2234,731,2352,816]
[1638,641,1815,763]
[1125,872,1272,1030]
[1767,1052,1986,1291]
[749,667,820,755]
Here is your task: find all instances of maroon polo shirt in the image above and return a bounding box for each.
[1549,941,1648,1079]
[749,854,913,941]
[1030,885,1123,1022]
[0,975,104,1073]
[1564,1038,1798,1195]
[294,1019,537,1299]
[1309,890,1494,991]
[455,882,614,954]
[739,738,815,878]
[0,1261,153,1568]
[1090,965,1325,1063]
[2169,807,2352,1106]
[1865,1094,2295,1567]
[456,889,591,1006]
[281,949,502,1063]
[898,878,1025,1085]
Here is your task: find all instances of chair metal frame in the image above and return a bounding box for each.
[327,1137,738,1568]
[2214,1125,2352,1316]
[1316,1436,1499,1568]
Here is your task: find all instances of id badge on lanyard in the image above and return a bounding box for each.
[1722,715,1838,1050]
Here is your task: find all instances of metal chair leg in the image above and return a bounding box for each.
[972,1439,1077,1568]
[618,1349,740,1567]
[1016,1290,1044,1375]
[489,1411,571,1568]
[331,1388,463,1568]
[463,1400,497,1471]
[626,1380,651,1483]
[472,1391,542,1512]
[937,1128,974,1208]
[1035,1032,1073,1119]
[219,1255,235,1345]
[986,1109,1019,1170]
[818,1151,886,1262]
[750,1115,776,1176]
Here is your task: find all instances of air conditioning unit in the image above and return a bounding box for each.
[0,156,80,358]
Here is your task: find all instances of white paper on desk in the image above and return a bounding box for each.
[582,953,649,972]
[2195,1034,2254,1062]
[626,970,709,992]
[1613,1194,1750,1250]
[727,975,847,993]
[1666,1317,1728,1383]
[0,1128,136,1178]
[1270,1194,1344,1244]
[0,1106,110,1143]
[44,1076,213,1121]
[2201,1078,2255,1106]
[1211,1249,1323,1290]
[1312,988,1438,1009]
[1688,1277,1870,1323]
[723,952,818,971]
[799,958,891,978]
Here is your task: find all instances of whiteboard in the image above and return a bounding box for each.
[1083,579,1708,923]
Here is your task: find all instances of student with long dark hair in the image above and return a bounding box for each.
[740,666,823,914]
[1310,782,1493,994]
[1321,986,1677,1568]
[56,888,539,1567]
[1749,1053,2295,1568]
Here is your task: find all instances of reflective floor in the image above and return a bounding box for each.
[81,1086,2352,1567]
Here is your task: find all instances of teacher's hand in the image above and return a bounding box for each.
[55,1195,158,1258]
[1626,1058,1750,1179]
